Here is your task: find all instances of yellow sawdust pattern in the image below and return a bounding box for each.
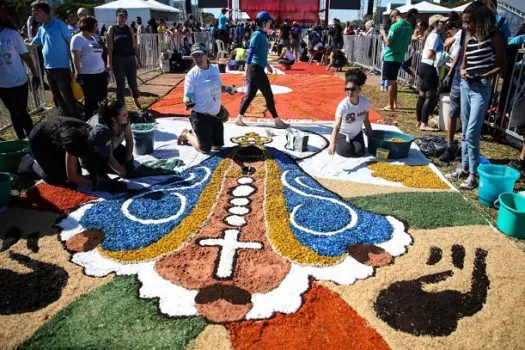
[99,158,232,262]
[263,149,343,266]
[369,163,449,190]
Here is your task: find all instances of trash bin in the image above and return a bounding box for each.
[438,93,461,132]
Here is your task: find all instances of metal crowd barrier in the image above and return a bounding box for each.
[0,46,46,131]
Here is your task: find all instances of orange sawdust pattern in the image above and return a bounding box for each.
[98,157,231,262]
[226,283,391,350]
[149,74,349,121]
[276,62,336,76]
[12,183,98,214]
[263,149,342,266]
[368,163,450,190]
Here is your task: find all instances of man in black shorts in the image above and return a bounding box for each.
[381,10,415,111]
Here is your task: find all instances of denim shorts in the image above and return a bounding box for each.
[449,84,461,119]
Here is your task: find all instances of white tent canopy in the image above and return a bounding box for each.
[452,3,470,12]
[94,0,180,28]
[383,1,451,15]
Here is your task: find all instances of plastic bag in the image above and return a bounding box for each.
[415,136,448,157]
[71,76,84,101]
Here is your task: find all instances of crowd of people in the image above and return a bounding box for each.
[1,0,525,192]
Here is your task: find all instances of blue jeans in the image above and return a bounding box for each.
[460,78,491,174]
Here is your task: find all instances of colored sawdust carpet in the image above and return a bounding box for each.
[369,162,450,190]
[4,125,525,350]
[149,74,382,122]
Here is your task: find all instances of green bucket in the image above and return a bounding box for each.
[495,192,525,239]
[0,140,30,173]
[0,172,14,207]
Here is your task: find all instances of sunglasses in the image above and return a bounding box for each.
[118,14,128,18]
[345,87,358,93]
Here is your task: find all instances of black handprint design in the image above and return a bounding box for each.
[374,245,489,336]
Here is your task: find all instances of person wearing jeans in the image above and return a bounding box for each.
[71,15,107,119]
[107,8,141,109]
[31,1,79,119]
[0,13,40,139]
[447,2,505,190]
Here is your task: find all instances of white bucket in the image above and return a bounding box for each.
[438,93,461,132]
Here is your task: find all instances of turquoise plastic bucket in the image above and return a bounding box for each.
[495,193,525,239]
[131,123,156,155]
[0,172,14,206]
[477,164,520,207]
[0,140,30,173]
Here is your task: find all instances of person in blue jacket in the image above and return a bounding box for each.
[235,11,289,129]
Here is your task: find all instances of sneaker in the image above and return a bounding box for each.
[460,176,479,190]
[446,168,469,179]
[439,145,458,163]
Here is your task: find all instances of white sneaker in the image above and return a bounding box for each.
[17,154,35,174]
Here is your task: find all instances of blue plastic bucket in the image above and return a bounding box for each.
[131,123,157,155]
[0,172,14,207]
[495,192,525,239]
[477,164,520,207]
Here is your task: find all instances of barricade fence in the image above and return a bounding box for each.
[344,34,523,143]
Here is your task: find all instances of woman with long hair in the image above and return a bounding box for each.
[71,15,108,119]
[447,2,505,189]
[415,15,446,131]
[0,12,40,139]
[234,11,289,129]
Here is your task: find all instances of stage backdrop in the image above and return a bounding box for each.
[239,0,320,23]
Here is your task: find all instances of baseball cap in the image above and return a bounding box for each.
[116,8,128,16]
[429,14,448,26]
[77,7,88,16]
[256,11,274,22]
[30,0,48,7]
[190,43,208,56]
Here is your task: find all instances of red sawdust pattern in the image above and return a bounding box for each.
[276,62,336,76]
[12,183,98,214]
[227,283,390,350]
[149,75,349,121]
[65,230,104,252]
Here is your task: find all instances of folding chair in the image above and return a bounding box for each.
[215,39,228,62]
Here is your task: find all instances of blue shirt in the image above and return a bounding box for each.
[496,15,511,41]
[247,29,268,68]
[32,17,72,69]
[218,13,227,31]
[509,34,525,46]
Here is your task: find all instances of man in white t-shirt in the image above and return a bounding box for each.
[178,43,236,154]
[328,69,373,158]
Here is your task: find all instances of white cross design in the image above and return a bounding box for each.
[198,229,263,279]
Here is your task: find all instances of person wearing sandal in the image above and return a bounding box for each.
[416,14,446,132]
[180,43,236,154]
[328,69,373,158]
[446,2,505,190]
[235,11,289,129]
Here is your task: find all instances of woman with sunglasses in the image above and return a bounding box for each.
[106,8,141,109]
[328,69,373,157]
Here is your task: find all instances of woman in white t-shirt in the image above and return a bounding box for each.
[277,44,295,69]
[178,43,236,154]
[0,14,40,139]
[416,15,445,132]
[328,69,373,158]
[71,16,107,119]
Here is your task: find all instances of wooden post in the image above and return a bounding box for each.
[229,0,233,20]
[324,0,330,24]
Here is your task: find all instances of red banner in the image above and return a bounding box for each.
[239,0,320,24]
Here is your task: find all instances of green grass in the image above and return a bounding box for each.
[21,277,208,350]
[347,192,489,230]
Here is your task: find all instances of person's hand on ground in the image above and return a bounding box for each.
[327,143,336,155]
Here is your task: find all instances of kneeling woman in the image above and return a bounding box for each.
[28,117,121,189]
[328,69,373,157]
[87,99,134,177]
[179,43,236,154]
[277,44,295,69]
